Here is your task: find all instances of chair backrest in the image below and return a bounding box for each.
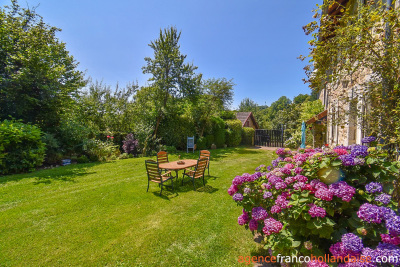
[194,157,208,178]
[145,160,162,182]
[157,151,168,164]
[199,150,210,160]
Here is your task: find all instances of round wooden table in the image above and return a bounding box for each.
[159,159,198,179]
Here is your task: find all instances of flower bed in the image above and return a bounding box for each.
[229,140,400,266]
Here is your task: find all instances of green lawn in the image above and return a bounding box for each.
[0,147,273,266]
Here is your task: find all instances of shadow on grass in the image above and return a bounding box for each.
[150,175,219,199]
[0,162,101,185]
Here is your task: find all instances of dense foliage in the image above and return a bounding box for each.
[225,119,242,147]
[0,1,86,131]
[241,127,255,146]
[229,140,400,265]
[0,120,45,174]
[302,0,400,145]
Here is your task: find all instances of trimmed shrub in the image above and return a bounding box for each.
[241,127,255,146]
[225,119,242,147]
[196,136,207,150]
[210,116,225,148]
[165,146,177,154]
[0,120,46,174]
[159,114,195,150]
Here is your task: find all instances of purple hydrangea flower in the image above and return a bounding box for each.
[315,188,333,201]
[252,207,268,221]
[357,203,383,223]
[293,182,306,190]
[232,176,245,186]
[249,219,258,231]
[350,145,369,157]
[386,216,400,236]
[232,193,244,201]
[338,154,356,166]
[243,187,251,194]
[375,193,391,205]
[308,205,326,218]
[272,158,283,167]
[228,185,238,196]
[307,260,329,267]
[361,136,376,143]
[262,217,283,235]
[276,148,286,156]
[365,182,383,194]
[238,211,249,225]
[341,233,363,253]
[375,243,400,264]
[275,195,290,209]
[381,207,397,221]
[275,182,287,190]
[294,167,303,174]
[329,181,356,202]
[270,205,282,214]
[295,175,308,183]
[263,191,273,199]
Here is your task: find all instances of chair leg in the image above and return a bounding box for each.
[203,175,205,185]
[147,180,150,192]
[192,178,196,190]
[160,183,163,196]
[171,178,174,192]
[208,165,210,175]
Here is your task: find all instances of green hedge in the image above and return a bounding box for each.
[225,119,242,147]
[0,120,46,174]
[210,116,226,148]
[241,127,255,145]
[196,136,207,150]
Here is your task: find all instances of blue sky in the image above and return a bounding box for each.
[5,0,321,108]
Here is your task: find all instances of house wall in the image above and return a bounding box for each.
[244,118,257,130]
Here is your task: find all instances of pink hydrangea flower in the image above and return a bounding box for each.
[262,217,283,235]
[270,205,282,214]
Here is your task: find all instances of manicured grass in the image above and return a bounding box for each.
[0,147,274,266]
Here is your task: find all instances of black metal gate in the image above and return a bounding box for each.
[255,129,284,147]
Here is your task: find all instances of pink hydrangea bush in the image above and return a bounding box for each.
[230,144,400,264]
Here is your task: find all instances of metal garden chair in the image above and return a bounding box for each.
[157,151,169,172]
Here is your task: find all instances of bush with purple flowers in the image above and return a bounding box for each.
[229,145,400,263]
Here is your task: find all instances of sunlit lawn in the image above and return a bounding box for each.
[0,147,274,266]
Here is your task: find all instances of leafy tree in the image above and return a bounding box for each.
[293,94,311,105]
[238,98,258,112]
[0,1,86,130]
[302,0,400,144]
[142,26,202,144]
[202,78,234,110]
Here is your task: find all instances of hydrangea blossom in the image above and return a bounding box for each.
[276,148,286,156]
[238,210,249,225]
[329,181,356,202]
[263,191,273,199]
[338,155,356,166]
[294,167,303,174]
[375,193,391,205]
[315,188,333,201]
[262,217,283,235]
[249,219,258,231]
[308,205,326,218]
[361,136,376,143]
[280,167,292,175]
[341,233,363,253]
[272,157,283,167]
[284,163,294,169]
[275,182,287,190]
[380,207,397,221]
[330,242,347,257]
[357,203,383,223]
[350,145,369,157]
[381,234,400,245]
[353,158,365,166]
[275,195,290,209]
[232,193,244,202]
[295,175,308,183]
[270,205,282,214]
[365,182,383,194]
[284,176,296,185]
[243,187,251,194]
[255,164,265,171]
[269,176,284,185]
[293,182,306,191]
[227,185,238,196]
[386,216,400,236]
[334,148,349,156]
[251,207,268,221]
[232,176,245,186]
